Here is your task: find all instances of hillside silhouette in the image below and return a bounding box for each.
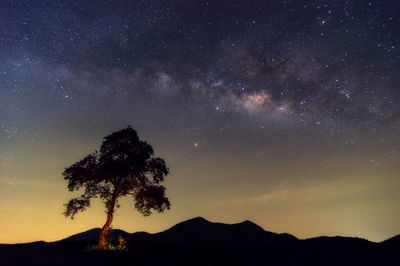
[1,217,399,266]
[59,217,297,245]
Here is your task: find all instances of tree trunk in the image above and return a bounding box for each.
[98,212,113,250]
[98,194,117,250]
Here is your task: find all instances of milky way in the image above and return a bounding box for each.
[0,1,399,243]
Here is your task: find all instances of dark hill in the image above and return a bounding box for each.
[57,216,297,245]
[381,234,400,246]
[59,228,131,243]
[1,217,400,266]
[147,216,297,245]
[304,236,374,247]
[59,228,100,242]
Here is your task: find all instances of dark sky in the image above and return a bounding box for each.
[1,0,399,243]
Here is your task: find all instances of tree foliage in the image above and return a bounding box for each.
[63,126,170,219]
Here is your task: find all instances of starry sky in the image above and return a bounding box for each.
[1,0,399,243]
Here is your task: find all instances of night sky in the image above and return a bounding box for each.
[1,0,400,243]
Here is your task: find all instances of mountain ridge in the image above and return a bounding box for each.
[2,217,400,266]
[52,216,397,245]
[56,216,298,245]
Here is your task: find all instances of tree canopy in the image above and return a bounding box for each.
[63,126,170,249]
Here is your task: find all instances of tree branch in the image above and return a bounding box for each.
[63,195,91,219]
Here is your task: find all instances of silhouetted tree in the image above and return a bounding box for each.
[63,126,170,250]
